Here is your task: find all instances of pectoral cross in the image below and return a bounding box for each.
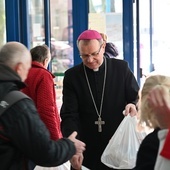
[95,117,105,132]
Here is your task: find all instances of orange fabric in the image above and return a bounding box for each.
[22,61,62,140]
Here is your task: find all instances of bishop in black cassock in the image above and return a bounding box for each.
[60,57,139,170]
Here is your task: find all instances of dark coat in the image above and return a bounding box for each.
[0,64,75,170]
[60,57,139,170]
[104,42,119,58]
[134,128,160,170]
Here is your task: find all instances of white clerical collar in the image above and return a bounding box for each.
[93,68,99,72]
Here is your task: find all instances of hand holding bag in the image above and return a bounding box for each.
[101,115,147,169]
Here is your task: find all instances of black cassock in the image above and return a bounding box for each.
[61,57,139,170]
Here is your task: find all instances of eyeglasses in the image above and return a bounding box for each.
[80,44,103,59]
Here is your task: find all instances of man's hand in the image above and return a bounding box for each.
[70,153,83,170]
[124,103,137,117]
[68,131,86,155]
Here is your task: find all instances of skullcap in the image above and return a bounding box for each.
[78,30,102,40]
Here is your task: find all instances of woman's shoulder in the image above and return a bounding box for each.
[140,128,160,148]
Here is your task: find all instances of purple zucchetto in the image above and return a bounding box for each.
[78,30,102,40]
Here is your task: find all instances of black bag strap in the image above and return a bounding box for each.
[0,91,29,116]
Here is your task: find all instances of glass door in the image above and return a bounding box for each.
[89,0,123,59]
[0,0,6,45]
[138,0,170,82]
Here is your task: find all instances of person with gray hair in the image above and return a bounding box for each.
[0,41,85,170]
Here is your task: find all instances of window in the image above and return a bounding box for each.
[89,0,123,59]
[29,0,44,48]
[50,0,73,74]
[0,0,6,45]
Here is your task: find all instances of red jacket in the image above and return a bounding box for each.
[22,61,62,140]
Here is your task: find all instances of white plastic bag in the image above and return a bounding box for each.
[34,161,70,170]
[101,115,147,169]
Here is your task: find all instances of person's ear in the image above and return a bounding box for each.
[43,58,49,68]
[103,42,106,48]
[101,43,106,52]
[42,59,46,66]
[15,62,23,74]
[14,62,25,81]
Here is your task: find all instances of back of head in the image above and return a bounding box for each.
[100,33,107,42]
[0,41,30,69]
[30,45,50,63]
[0,42,31,82]
[139,75,170,128]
